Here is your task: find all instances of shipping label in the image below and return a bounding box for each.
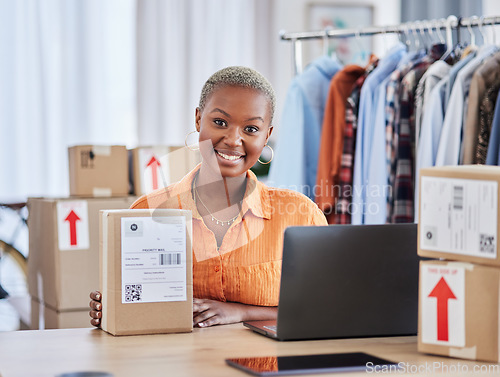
[421,264,465,346]
[139,148,169,194]
[420,176,498,258]
[57,200,90,250]
[121,216,186,304]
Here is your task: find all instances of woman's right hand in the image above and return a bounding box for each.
[89,291,102,327]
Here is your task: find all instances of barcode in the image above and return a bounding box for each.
[159,253,182,265]
[480,234,496,254]
[453,185,464,210]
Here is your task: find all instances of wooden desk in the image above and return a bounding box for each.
[0,324,498,377]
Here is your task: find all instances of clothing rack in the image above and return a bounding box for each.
[281,15,500,75]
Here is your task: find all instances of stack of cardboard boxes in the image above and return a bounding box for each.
[28,145,200,329]
[418,165,500,362]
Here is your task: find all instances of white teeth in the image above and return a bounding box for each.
[217,151,242,161]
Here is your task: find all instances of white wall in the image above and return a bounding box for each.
[268,0,401,139]
[484,0,500,14]
[483,0,500,43]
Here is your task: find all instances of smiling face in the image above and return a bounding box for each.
[195,85,273,178]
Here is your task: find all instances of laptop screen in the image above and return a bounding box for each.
[275,224,419,341]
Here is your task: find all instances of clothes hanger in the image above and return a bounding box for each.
[350,29,369,65]
[478,16,489,45]
[381,26,389,56]
[489,17,497,46]
[440,15,457,61]
[417,21,432,51]
[399,24,411,51]
[435,19,446,45]
[467,16,477,47]
[355,29,363,59]
[424,20,435,45]
[411,22,422,51]
[322,27,331,56]
[417,20,431,51]
[402,23,420,51]
[404,22,416,51]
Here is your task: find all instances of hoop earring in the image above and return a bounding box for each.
[184,130,199,151]
[258,144,274,165]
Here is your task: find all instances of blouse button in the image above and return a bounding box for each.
[214,265,220,272]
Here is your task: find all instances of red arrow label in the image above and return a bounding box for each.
[146,156,161,190]
[428,277,457,342]
[64,210,81,246]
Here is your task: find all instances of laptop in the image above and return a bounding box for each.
[244,223,420,341]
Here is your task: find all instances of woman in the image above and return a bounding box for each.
[90,66,327,328]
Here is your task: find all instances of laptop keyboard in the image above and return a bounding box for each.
[263,325,277,333]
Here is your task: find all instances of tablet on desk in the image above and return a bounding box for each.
[225,352,397,376]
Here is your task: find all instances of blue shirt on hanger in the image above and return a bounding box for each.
[267,55,342,200]
[351,43,406,224]
[486,90,500,165]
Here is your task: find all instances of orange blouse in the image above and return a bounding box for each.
[131,164,327,306]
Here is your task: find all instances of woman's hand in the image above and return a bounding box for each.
[89,291,102,327]
[193,298,277,328]
[193,298,244,327]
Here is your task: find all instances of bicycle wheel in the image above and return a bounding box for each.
[0,240,28,301]
[0,240,27,277]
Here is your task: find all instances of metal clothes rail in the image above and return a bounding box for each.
[281,15,500,75]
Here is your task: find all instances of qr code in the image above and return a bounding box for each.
[125,284,142,302]
[480,234,495,254]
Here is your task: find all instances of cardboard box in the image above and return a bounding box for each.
[69,145,129,197]
[418,260,500,362]
[130,146,201,196]
[419,165,500,267]
[27,197,137,311]
[100,209,193,336]
[30,297,92,330]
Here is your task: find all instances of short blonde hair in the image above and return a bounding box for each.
[199,66,276,122]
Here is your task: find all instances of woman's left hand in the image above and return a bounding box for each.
[192,298,278,328]
[192,298,244,327]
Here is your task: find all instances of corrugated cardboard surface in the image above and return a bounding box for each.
[130,146,201,196]
[30,297,92,330]
[100,209,193,336]
[69,145,129,197]
[418,165,500,267]
[27,197,137,311]
[418,260,500,362]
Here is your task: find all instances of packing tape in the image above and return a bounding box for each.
[449,346,477,360]
[152,146,169,156]
[446,261,474,271]
[93,187,112,197]
[92,146,112,156]
[37,272,45,330]
[101,212,109,332]
[36,272,44,305]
